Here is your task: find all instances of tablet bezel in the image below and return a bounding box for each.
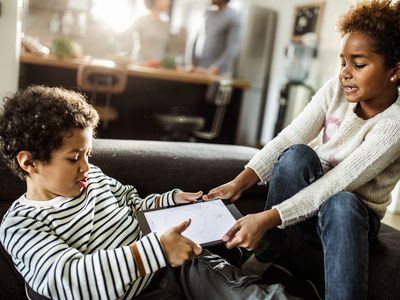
[136,199,242,247]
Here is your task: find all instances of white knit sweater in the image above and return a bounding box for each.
[247,77,400,228]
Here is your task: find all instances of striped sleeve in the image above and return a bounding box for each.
[130,233,166,277]
[0,215,165,300]
[92,166,178,211]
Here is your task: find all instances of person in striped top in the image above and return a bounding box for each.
[0,86,296,299]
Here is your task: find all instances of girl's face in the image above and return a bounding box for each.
[339,32,397,116]
[26,128,93,201]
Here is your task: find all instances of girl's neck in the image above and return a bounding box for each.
[356,89,398,119]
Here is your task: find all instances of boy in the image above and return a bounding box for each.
[0,86,296,299]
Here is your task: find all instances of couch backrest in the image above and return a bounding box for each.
[0,139,262,219]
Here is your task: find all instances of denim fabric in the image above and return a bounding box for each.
[254,144,380,300]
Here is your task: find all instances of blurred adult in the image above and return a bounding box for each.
[130,0,171,65]
[186,0,242,76]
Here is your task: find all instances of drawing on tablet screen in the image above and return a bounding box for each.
[144,200,236,245]
[165,210,207,235]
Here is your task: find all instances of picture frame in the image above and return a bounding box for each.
[292,2,325,42]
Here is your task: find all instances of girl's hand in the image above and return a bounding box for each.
[223,209,282,250]
[202,168,259,202]
[202,180,242,202]
[174,191,203,204]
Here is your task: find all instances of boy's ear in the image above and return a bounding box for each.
[17,151,36,174]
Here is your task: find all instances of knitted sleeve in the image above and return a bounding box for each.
[246,78,336,183]
[275,119,400,227]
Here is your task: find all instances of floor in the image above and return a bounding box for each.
[382,211,400,230]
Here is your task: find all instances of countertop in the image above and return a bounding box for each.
[20,53,250,89]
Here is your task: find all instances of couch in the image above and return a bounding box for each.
[0,139,399,299]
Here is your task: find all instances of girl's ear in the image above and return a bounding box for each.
[391,62,400,82]
[17,151,36,174]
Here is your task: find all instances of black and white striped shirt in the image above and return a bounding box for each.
[0,165,177,299]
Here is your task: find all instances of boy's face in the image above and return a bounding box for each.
[26,128,93,201]
[339,32,396,109]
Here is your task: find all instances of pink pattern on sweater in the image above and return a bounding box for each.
[323,116,341,142]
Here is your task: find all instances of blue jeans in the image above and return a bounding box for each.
[254,144,380,300]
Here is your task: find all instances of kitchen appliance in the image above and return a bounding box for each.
[234,5,277,146]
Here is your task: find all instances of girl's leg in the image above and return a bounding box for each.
[317,191,380,300]
[254,144,323,263]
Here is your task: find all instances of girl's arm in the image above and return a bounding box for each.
[246,79,336,184]
[275,119,400,228]
[203,78,337,201]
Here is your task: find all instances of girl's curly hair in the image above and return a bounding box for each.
[337,0,400,68]
[0,85,99,180]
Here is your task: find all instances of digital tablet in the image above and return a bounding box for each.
[137,199,242,247]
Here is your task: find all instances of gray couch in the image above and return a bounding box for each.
[1,139,399,299]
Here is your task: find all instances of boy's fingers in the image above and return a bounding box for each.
[186,191,203,201]
[173,218,191,234]
[195,191,203,196]
[189,241,202,256]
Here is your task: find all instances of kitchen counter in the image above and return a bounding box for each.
[20,53,250,89]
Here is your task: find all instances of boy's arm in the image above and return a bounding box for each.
[91,165,178,211]
[111,180,179,211]
[0,217,166,299]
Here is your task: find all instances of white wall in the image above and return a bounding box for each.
[0,0,21,101]
[388,182,400,213]
[249,0,349,144]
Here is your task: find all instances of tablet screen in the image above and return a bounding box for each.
[137,199,242,247]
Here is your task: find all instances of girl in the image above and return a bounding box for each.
[203,1,400,299]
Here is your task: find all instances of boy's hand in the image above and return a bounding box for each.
[160,218,202,267]
[174,191,203,204]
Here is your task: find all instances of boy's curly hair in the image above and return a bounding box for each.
[337,0,400,68]
[0,85,99,180]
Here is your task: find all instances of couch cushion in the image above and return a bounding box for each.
[90,139,260,197]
